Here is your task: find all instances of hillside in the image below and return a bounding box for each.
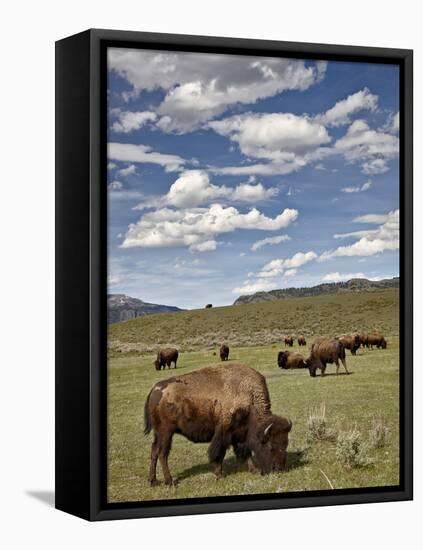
[108,294,184,324]
[108,288,399,354]
[233,277,399,305]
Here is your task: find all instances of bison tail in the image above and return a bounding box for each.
[144,389,153,435]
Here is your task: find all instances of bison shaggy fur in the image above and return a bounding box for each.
[154,347,179,371]
[144,363,292,486]
[359,333,369,348]
[306,337,349,377]
[220,344,230,361]
[337,334,361,355]
[367,333,387,349]
[277,351,307,370]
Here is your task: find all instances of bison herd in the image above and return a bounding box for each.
[145,330,387,485]
[279,331,387,377]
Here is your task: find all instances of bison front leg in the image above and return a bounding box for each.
[208,426,229,479]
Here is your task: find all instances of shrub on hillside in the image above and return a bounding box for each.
[306,403,337,444]
[369,417,389,448]
[336,428,372,468]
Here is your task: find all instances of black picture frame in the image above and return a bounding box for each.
[55,28,413,521]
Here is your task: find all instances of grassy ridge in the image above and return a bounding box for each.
[108,339,400,503]
[108,288,399,354]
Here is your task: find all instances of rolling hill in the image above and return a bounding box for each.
[108,287,399,354]
[108,294,185,324]
[233,277,399,305]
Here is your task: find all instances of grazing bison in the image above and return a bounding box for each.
[359,333,369,348]
[367,333,387,349]
[144,363,292,486]
[284,336,294,347]
[154,348,179,371]
[306,337,349,377]
[205,304,213,309]
[337,334,361,356]
[277,351,307,370]
[297,336,307,346]
[220,344,230,361]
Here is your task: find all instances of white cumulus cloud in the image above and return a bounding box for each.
[134,170,279,210]
[122,203,298,252]
[316,88,378,127]
[209,112,331,160]
[322,272,367,282]
[232,250,317,295]
[117,164,137,177]
[111,111,157,133]
[319,209,399,261]
[341,180,372,193]
[335,119,399,174]
[258,251,318,278]
[251,234,291,251]
[108,142,186,172]
[109,48,326,132]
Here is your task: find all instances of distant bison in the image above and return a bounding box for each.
[144,363,292,485]
[220,344,230,361]
[277,351,307,370]
[359,333,369,348]
[154,348,179,371]
[337,334,361,356]
[205,304,213,309]
[284,336,294,347]
[306,337,349,377]
[367,333,387,349]
[297,336,307,346]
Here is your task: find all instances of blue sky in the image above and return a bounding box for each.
[107,48,399,309]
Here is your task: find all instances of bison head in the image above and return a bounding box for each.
[154,359,161,371]
[305,357,319,377]
[381,339,387,349]
[277,351,290,369]
[250,415,292,473]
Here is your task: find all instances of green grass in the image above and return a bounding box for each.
[108,288,399,354]
[107,289,399,503]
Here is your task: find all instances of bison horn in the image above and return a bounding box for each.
[264,423,273,437]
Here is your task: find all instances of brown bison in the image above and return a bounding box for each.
[277,351,307,370]
[297,336,307,346]
[284,336,294,347]
[220,344,230,361]
[359,333,369,348]
[154,348,179,371]
[337,334,361,356]
[144,363,292,486]
[306,337,349,377]
[367,333,387,349]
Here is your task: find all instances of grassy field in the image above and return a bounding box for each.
[107,289,400,503]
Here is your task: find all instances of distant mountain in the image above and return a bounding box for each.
[108,294,185,324]
[233,277,400,305]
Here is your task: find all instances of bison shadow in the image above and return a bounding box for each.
[176,450,308,482]
[318,371,354,377]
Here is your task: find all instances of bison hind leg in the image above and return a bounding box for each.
[149,433,160,486]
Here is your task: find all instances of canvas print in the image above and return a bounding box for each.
[106,47,400,504]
